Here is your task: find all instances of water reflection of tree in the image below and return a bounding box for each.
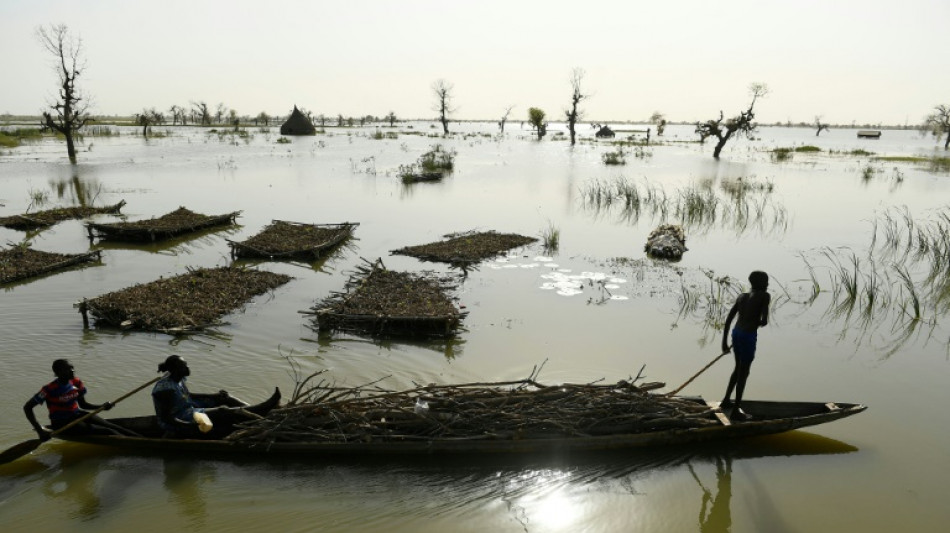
[50,173,102,207]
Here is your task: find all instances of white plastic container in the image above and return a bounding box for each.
[193,411,213,433]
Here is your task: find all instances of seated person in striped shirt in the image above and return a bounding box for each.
[24,359,136,441]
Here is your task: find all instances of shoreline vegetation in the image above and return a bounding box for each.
[0,113,932,131]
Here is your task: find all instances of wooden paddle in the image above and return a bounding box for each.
[665,350,731,397]
[0,374,163,465]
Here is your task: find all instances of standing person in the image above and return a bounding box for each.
[721,271,771,420]
[151,355,280,438]
[23,359,134,440]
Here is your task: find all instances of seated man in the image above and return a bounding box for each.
[24,359,137,440]
[151,355,280,439]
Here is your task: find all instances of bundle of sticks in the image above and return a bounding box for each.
[226,371,718,445]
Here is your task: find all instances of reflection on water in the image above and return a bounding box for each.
[0,431,857,531]
[163,457,215,528]
[51,173,102,208]
[690,456,732,533]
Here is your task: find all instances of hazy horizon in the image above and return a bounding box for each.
[3,0,949,126]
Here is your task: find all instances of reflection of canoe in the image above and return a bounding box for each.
[55,400,865,457]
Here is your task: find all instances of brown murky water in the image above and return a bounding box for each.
[1,123,949,532]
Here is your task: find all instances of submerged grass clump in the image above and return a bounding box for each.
[398,144,456,182]
[580,176,786,237]
[540,222,560,252]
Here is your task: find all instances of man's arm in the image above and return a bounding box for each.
[23,399,51,441]
[760,293,771,326]
[77,395,113,412]
[721,303,739,352]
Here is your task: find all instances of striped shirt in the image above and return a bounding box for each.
[32,378,86,421]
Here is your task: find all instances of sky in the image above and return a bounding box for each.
[2,0,949,125]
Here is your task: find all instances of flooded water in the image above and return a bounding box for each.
[1,122,949,532]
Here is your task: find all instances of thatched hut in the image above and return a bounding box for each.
[595,125,615,138]
[280,106,316,135]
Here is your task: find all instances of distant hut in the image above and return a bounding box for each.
[280,106,316,135]
[595,125,615,138]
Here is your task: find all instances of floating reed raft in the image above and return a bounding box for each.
[0,200,126,230]
[79,266,292,333]
[391,230,537,265]
[0,246,102,284]
[85,206,240,242]
[228,220,358,260]
[309,258,464,338]
[225,375,715,446]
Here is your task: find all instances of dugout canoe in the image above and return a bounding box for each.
[53,399,865,457]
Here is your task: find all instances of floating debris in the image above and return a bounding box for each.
[0,246,101,284]
[79,266,292,334]
[309,258,464,338]
[0,200,126,230]
[85,206,240,242]
[400,171,444,184]
[225,373,717,446]
[228,220,358,260]
[391,230,537,265]
[398,144,456,183]
[645,224,687,259]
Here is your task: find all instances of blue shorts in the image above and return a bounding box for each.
[731,328,758,363]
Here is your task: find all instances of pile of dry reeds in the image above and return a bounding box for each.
[86,207,239,242]
[0,200,126,230]
[81,266,291,333]
[228,220,358,259]
[309,258,464,337]
[0,246,101,284]
[391,230,537,264]
[226,372,715,445]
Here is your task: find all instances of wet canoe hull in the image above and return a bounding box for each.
[54,400,866,457]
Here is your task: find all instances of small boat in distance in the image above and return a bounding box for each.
[53,399,866,458]
[857,130,882,139]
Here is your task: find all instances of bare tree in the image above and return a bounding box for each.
[565,68,588,146]
[432,79,455,134]
[924,104,950,149]
[191,101,211,125]
[528,107,547,140]
[385,111,397,127]
[814,115,830,136]
[255,111,271,126]
[499,105,514,133]
[650,111,667,136]
[36,24,90,163]
[695,82,769,159]
[135,108,164,138]
[169,105,187,125]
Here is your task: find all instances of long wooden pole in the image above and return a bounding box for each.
[665,350,730,397]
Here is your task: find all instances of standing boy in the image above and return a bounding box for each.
[721,271,771,420]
